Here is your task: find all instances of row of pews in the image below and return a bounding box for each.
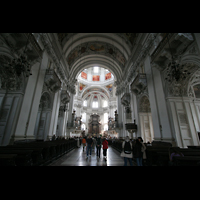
[110,139,200,166]
[146,145,200,166]
[0,139,77,166]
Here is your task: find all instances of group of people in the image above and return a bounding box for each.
[81,134,147,166]
[120,136,146,166]
[81,134,108,161]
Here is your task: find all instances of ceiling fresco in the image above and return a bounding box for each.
[66,41,126,69]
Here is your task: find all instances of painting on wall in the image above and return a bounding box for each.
[93,75,100,81]
[105,72,111,80]
[79,83,86,91]
[116,51,125,65]
[67,50,79,65]
[81,72,87,79]
[89,43,105,52]
[106,84,113,92]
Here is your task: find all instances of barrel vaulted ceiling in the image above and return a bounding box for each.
[56,33,139,83]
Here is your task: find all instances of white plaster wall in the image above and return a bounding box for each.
[168,97,200,147]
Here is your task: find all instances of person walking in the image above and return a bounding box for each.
[102,137,108,161]
[120,136,133,166]
[82,137,86,152]
[86,135,93,158]
[96,134,102,159]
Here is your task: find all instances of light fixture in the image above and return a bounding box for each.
[8,33,32,77]
[165,35,190,83]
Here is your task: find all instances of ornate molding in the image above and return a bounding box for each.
[44,69,62,93]
[61,90,70,104]
[130,73,147,95]
[67,41,127,70]
[40,33,67,83]
[164,62,199,97]
[0,54,24,91]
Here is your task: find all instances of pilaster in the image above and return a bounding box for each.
[144,55,161,141]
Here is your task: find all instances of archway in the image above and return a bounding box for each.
[34,92,52,140]
[139,95,154,143]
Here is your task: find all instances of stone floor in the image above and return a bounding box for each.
[49,145,137,166]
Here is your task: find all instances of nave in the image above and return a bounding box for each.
[49,145,136,166]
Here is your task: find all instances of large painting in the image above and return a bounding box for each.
[105,72,111,80]
[81,72,87,79]
[93,75,100,81]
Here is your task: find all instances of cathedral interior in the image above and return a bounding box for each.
[1,33,200,166]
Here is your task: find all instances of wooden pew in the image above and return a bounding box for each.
[0,148,33,166]
[5,146,44,166]
[0,139,78,166]
[156,147,200,166]
[0,154,17,166]
[145,146,171,166]
[173,156,200,166]
[111,140,123,153]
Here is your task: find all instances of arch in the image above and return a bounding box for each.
[82,86,110,100]
[187,68,200,99]
[63,33,131,59]
[70,54,123,82]
[39,91,52,110]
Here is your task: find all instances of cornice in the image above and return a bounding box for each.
[40,33,68,85]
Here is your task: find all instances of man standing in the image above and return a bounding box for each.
[96,134,102,159]
[86,135,93,158]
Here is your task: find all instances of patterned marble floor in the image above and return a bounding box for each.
[49,145,136,166]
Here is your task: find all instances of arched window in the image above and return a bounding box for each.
[93,66,99,73]
[92,101,98,108]
[103,100,108,107]
[104,113,108,123]
[104,124,108,131]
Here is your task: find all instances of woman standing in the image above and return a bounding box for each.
[138,137,146,162]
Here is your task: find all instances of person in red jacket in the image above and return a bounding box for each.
[102,137,108,161]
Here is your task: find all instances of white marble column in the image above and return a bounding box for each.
[12,62,41,142]
[48,90,61,139]
[116,94,123,138]
[152,66,174,143]
[22,51,49,140]
[66,92,75,137]
[144,56,161,141]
